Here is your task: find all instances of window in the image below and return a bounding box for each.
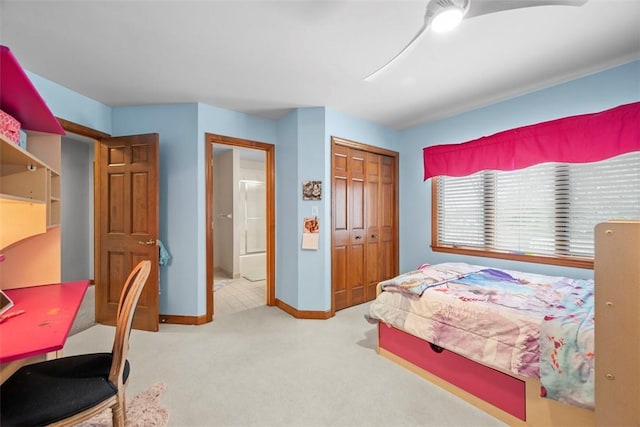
[433,152,640,268]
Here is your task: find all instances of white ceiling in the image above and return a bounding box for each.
[1,0,639,130]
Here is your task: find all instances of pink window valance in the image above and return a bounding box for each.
[423,102,640,180]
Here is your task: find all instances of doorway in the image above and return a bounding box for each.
[61,131,96,334]
[59,119,160,332]
[205,133,275,321]
[213,144,265,315]
[60,132,95,283]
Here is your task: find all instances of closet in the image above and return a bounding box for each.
[331,137,398,311]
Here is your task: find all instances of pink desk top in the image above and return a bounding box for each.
[0,280,89,364]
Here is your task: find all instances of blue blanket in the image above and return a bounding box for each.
[539,279,595,409]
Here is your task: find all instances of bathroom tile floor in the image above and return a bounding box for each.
[213,275,266,317]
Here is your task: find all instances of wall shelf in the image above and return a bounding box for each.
[0,197,47,250]
[1,133,61,229]
[0,45,63,288]
[0,132,58,174]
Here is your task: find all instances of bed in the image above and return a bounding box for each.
[367,221,640,426]
[367,263,595,425]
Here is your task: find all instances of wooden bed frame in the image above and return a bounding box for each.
[375,220,639,426]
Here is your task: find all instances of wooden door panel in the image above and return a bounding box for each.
[349,152,366,307]
[333,177,348,234]
[130,249,153,312]
[333,244,348,310]
[349,149,366,235]
[131,172,150,233]
[349,242,365,305]
[380,154,396,283]
[365,155,379,239]
[96,134,159,332]
[108,173,125,232]
[334,149,348,173]
[107,251,127,304]
[350,150,365,177]
[350,178,365,231]
[332,140,398,311]
[381,183,393,226]
[380,240,393,281]
[332,246,347,290]
[365,243,380,300]
[365,152,380,299]
[332,146,349,310]
[380,178,395,283]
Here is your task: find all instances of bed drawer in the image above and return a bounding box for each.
[379,325,526,421]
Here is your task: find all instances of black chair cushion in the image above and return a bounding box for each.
[0,353,130,427]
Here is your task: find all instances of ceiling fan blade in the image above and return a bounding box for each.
[364,12,431,82]
[465,0,588,19]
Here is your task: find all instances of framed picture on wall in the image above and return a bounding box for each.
[302,180,322,201]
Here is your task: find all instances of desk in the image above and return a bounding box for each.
[0,280,89,380]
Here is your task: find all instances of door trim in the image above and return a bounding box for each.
[58,118,110,289]
[205,133,276,322]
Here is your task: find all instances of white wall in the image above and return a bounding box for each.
[213,149,237,277]
[239,159,266,255]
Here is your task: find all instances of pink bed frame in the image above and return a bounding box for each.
[377,318,595,426]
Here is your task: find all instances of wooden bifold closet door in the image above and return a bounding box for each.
[331,138,398,311]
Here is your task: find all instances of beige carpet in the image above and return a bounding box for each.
[76,382,169,427]
[65,304,508,426]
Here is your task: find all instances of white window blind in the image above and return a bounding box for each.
[436,151,640,260]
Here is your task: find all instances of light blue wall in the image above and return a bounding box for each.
[296,107,328,310]
[113,103,278,315]
[275,111,300,306]
[28,59,639,317]
[272,106,399,312]
[27,71,112,134]
[273,107,331,311]
[325,108,399,151]
[398,60,640,280]
[112,104,199,314]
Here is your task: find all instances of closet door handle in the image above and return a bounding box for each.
[371,234,377,239]
[354,236,362,240]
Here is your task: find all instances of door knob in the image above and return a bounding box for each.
[355,236,362,240]
[138,239,156,246]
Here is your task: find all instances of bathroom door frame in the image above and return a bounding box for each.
[204,133,276,321]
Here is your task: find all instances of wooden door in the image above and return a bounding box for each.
[332,145,366,310]
[372,153,396,297]
[95,134,159,332]
[332,137,398,311]
[365,152,381,302]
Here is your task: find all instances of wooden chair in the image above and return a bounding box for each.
[0,260,151,427]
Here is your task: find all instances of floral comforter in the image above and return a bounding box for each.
[367,262,595,409]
